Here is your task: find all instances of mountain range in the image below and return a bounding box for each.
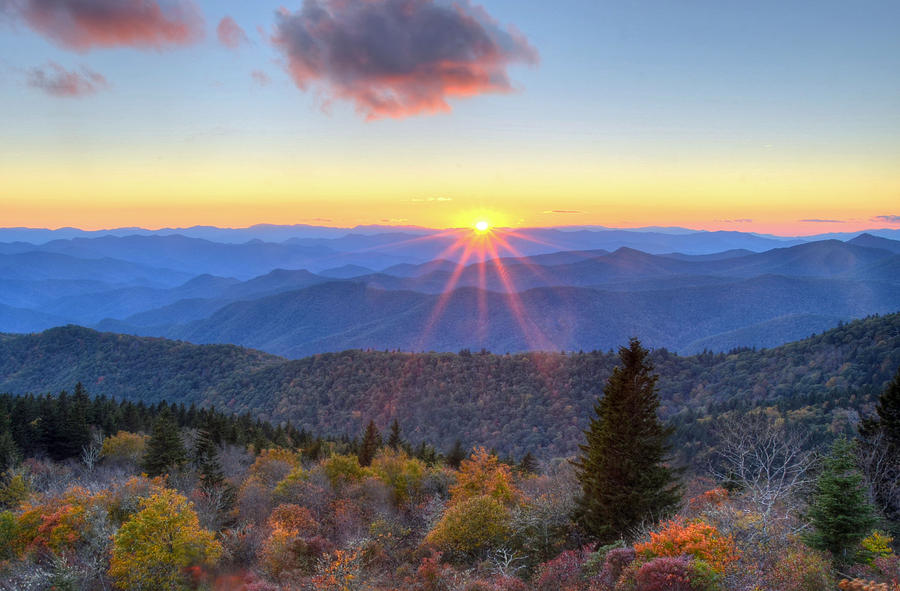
[1,227,899,355]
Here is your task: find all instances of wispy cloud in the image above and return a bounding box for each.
[10,0,203,51]
[715,218,753,223]
[872,215,900,224]
[411,197,453,203]
[251,69,270,86]
[27,62,107,97]
[543,210,581,214]
[799,218,846,223]
[216,15,247,49]
[272,0,538,120]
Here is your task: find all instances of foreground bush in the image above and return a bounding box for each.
[108,489,221,590]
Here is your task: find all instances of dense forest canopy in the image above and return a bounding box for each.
[1,313,898,459]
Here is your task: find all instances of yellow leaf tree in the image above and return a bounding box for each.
[109,488,222,590]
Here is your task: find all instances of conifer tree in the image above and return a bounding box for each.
[358,420,381,467]
[806,436,877,565]
[860,366,900,448]
[572,338,681,543]
[446,440,466,469]
[143,408,187,477]
[387,419,402,450]
[518,452,538,474]
[194,427,226,491]
[858,366,900,532]
[0,413,19,474]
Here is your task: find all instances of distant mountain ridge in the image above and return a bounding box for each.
[2,231,899,355]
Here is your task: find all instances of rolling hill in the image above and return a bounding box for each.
[125,274,900,357]
[1,314,898,458]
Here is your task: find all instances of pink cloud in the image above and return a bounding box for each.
[272,0,538,120]
[216,15,247,49]
[251,69,270,86]
[27,61,108,97]
[14,0,203,51]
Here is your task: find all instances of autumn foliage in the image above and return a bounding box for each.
[109,489,222,590]
[634,518,738,575]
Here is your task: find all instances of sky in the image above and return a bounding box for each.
[0,0,898,235]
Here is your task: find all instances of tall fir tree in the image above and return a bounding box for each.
[518,452,538,474]
[0,412,19,474]
[572,338,682,543]
[446,440,466,469]
[860,366,900,448]
[387,419,402,450]
[858,366,900,533]
[142,408,187,477]
[806,436,877,565]
[58,383,91,460]
[358,420,381,467]
[194,427,225,491]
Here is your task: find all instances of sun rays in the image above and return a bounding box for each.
[392,222,565,352]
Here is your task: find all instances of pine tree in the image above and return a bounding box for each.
[358,420,381,467]
[806,436,877,565]
[446,440,466,469]
[194,427,225,490]
[860,366,900,447]
[143,408,188,477]
[518,452,538,474]
[0,412,19,473]
[387,419,402,450]
[56,383,91,460]
[858,366,900,532]
[572,338,682,543]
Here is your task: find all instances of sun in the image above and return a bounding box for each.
[474,220,491,234]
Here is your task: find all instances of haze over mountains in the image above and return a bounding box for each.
[1,225,899,356]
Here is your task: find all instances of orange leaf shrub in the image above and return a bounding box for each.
[635,519,738,575]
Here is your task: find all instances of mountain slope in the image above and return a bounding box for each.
[147,275,900,357]
[1,315,897,458]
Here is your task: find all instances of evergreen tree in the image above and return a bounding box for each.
[143,408,187,477]
[446,440,466,469]
[387,419,402,450]
[194,427,225,491]
[572,338,682,543]
[518,452,538,474]
[860,366,900,447]
[858,366,900,532]
[806,436,877,565]
[0,413,19,473]
[56,383,91,460]
[358,420,381,467]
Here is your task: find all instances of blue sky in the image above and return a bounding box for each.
[1,0,898,232]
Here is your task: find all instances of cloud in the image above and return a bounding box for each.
[11,0,203,51]
[799,218,846,223]
[251,69,270,86]
[27,61,107,96]
[272,0,538,120]
[543,210,581,214]
[872,215,900,224]
[411,196,452,202]
[715,218,753,223]
[216,15,246,48]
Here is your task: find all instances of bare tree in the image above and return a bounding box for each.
[489,546,526,577]
[710,412,815,526]
[81,430,105,472]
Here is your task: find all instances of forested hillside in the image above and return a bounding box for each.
[2,313,898,459]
